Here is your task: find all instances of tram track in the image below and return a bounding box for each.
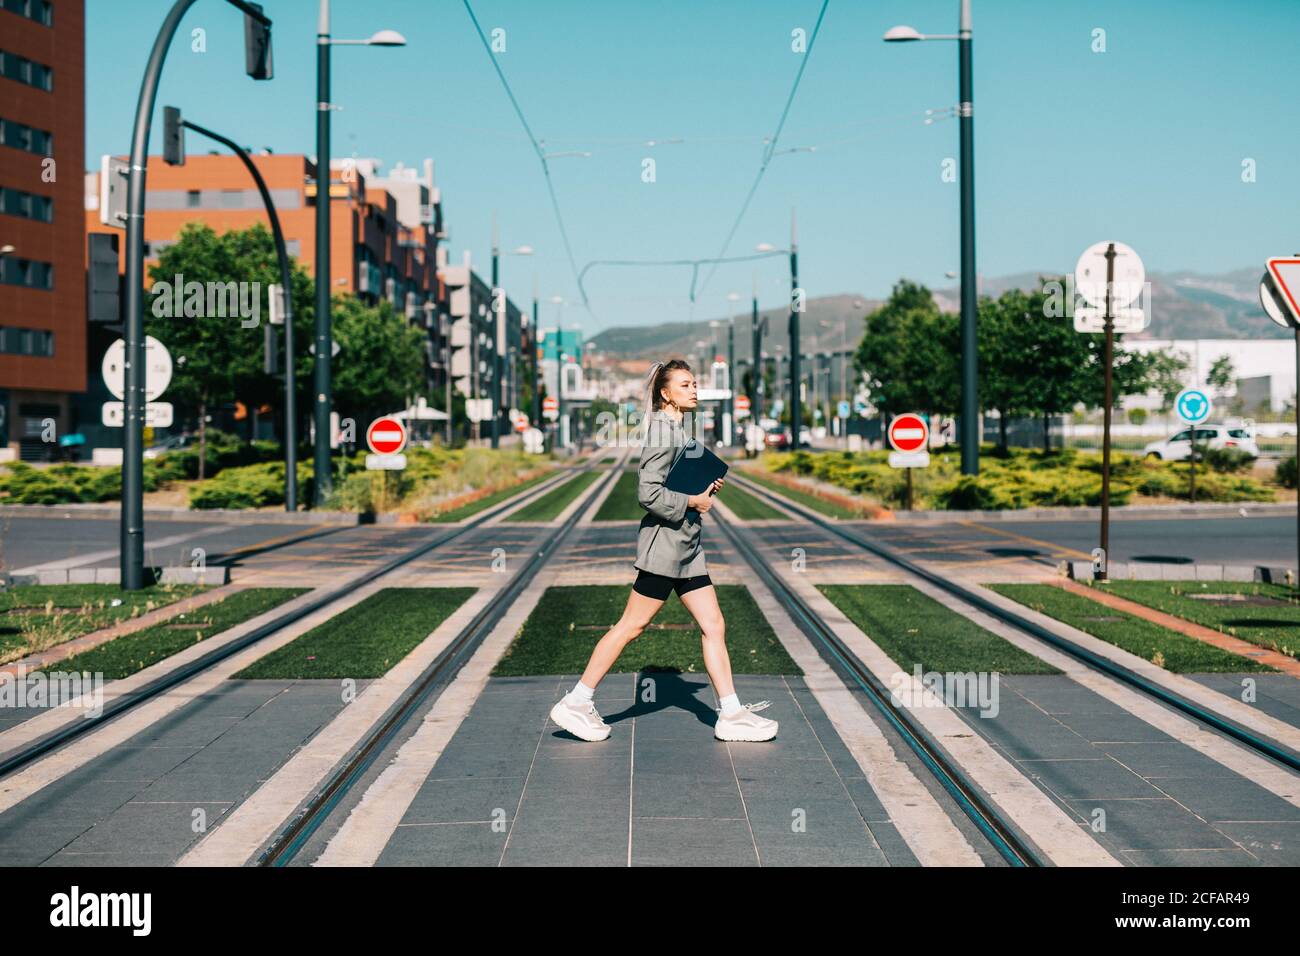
[726,470,1300,774]
[258,457,626,865]
[0,459,599,781]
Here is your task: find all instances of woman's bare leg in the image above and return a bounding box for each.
[578,590,665,688]
[679,585,735,699]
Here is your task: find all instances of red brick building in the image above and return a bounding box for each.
[0,0,85,459]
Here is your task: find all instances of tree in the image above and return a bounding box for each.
[854,280,959,424]
[1208,354,1236,410]
[330,295,428,430]
[145,222,314,477]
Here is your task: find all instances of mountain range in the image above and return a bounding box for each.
[586,269,1283,360]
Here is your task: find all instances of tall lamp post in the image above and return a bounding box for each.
[489,217,532,448]
[313,0,405,505]
[756,214,800,447]
[885,0,978,475]
[166,110,298,510]
[119,0,273,591]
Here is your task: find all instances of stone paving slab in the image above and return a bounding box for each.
[953,673,1300,864]
[375,673,907,867]
[1186,674,1300,730]
[0,679,362,866]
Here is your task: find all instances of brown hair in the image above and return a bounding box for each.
[649,359,692,410]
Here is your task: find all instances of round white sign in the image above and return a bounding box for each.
[1075,241,1145,309]
[522,427,545,454]
[102,336,173,402]
[1260,272,1297,330]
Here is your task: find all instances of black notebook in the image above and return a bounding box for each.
[665,439,729,508]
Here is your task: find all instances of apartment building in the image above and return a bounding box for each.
[0,0,84,460]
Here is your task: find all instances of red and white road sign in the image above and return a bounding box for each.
[888,414,929,453]
[514,415,529,433]
[366,416,408,456]
[735,395,751,411]
[542,396,558,411]
[1265,258,1300,327]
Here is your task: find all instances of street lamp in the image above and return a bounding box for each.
[885,0,978,475]
[118,0,274,591]
[166,109,299,510]
[490,220,533,448]
[313,0,406,505]
[754,210,800,448]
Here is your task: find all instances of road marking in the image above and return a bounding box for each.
[11,524,232,575]
[956,520,1094,561]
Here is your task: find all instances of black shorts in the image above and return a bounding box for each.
[633,570,712,602]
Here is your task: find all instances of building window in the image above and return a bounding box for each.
[0,49,53,91]
[186,189,200,208]
[1,0,52,27]
[0,325,55,356]
[0,256,53,290]
[0,117,53,156]
[0,185,53,222]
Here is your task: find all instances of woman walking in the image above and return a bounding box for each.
[548,359,779,743]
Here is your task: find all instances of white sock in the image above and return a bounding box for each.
[567,680,595,705]
[719,693,742,717]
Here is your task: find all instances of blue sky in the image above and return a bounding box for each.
[86,0,1300,334]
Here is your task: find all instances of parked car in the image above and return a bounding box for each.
[764,427,790,449]
[143,433,194,460]
[1142,424,1259,461]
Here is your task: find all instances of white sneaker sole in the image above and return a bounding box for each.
[714,720,779,742]
[549,701,611,742]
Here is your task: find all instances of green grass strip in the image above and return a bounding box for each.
[988,583,1275,673]
[739,468,860,519]
[593,472,639,520]
[819,584,1061,674]
[45,588,306,680]
[717,481,788,520]
[2,583,204,661]
[594,469,788,521]
[493,584,800,676]
[235,587,475,679]
[505,470,602,522]
[428,468,557,523]
[1087,580,1300,660]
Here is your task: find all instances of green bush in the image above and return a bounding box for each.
[1274,456,1297,489]
[1200,446,1254,474]
[188,460,311,510]
[760,442,1270,511]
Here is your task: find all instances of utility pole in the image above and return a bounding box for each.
[957,0,979,474]
[531,284,540,429]
[490,214,500,448]
[788,208,801,448]
[313,0,333,504]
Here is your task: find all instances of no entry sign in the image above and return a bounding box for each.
[888,414,928,453]
[366,416,408,456]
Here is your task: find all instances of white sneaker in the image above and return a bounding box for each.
[714,700,778,742]
[549,696,611,742]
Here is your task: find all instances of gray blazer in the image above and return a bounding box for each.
[634,410,708,578]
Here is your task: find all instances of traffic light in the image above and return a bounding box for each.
[162,106,185,166]
[243,3,273,80]
[87,232,121,324]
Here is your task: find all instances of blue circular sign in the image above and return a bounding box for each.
[1175,387,1212,425]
